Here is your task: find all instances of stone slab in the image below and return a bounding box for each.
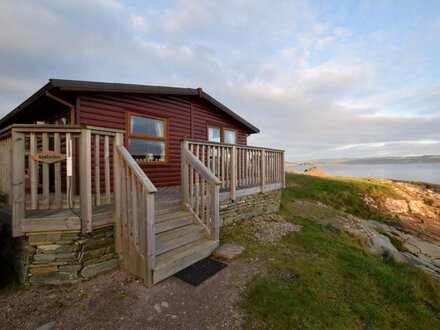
[81,258,119,278]
[213,244,245,261]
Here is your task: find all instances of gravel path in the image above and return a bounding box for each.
[1,260,264,330]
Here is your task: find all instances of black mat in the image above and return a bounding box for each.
[174,257,227,286]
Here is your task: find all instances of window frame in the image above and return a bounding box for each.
[126,111,169,165]
[207,125,238,144]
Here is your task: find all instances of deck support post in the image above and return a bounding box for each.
[210,184,220,242]
[230,145,237,200]
[80,129,92,233]
[145,193,155,287]
[11,129,25,237]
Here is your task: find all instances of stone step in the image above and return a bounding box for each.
[155,224,205,256]
[153,238,218,284]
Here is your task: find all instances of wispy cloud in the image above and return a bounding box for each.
[0,0,439,160]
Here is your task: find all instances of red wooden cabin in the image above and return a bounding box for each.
[0,79,284,286]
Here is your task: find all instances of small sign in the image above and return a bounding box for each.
[32,151,66,164]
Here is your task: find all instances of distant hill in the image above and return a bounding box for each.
[287,155,440,165]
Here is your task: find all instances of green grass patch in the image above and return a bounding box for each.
[223,174,440,329]
[284,173,399,220]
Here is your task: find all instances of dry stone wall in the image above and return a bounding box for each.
[16,225,119,285]
[219,190,281,226]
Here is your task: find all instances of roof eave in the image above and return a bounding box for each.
[200,91,260,134]
[0,79,260,134]
[0,81,54,128]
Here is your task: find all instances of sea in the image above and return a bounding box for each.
[286,163,440,185]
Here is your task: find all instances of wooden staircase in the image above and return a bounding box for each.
[153,203,218,284]
[115,145,221,287]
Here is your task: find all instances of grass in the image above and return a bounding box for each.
[285,173,400,220]
[222,173,440,329]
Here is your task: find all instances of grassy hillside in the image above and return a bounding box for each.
[222,173,440,329]
[284,173,400,220]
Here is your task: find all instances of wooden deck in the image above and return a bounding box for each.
[156,186,181,204]
[25,204,114,219]
[18,204,115,232]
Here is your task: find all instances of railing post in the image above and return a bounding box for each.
[145,192,155,287]
[113,132,124,253]
[11,129,24,237]
[210,184,220,242]
[80,128,92,233]
[282,152,286,188]
[230,145,237,200]
[261,149,266,193]
[29,133,38,210]
[181,140,189,206]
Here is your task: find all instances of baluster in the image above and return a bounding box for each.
[53,133,62,209]
[104,135,111,205]
[29,133,38,210]
[65,133,71,208]
[190,165,194,209]
[195,145,200,216]
[212,146,216,177]
[42,133,49,209]
[95,134,101,206]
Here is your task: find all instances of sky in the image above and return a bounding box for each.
[0,0,439,161]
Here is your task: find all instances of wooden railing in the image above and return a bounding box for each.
[181,142,221,242]
[0,124,124,236]
[116,145,157,287]
[184,139,285,200]
[0,133,12,208]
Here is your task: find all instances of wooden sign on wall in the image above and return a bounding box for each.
[32,151,66,164]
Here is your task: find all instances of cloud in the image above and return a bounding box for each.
[0,0,439,161]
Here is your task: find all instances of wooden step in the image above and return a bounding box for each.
[155,205,181,216]
[155,214,194,234]
[155,224,205,255]
[155,210,192,223]
[153,239,218,284]
[156,200,181,212]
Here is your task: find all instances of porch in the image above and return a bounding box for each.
[0,124,285,286]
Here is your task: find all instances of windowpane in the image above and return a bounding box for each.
[131,115,164,137]
[208,127,221,142]
[224,130,236,144]
[128,139,166,162]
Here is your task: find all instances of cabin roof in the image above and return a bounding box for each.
[0,79,260,133]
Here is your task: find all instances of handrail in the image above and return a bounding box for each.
[183,137,285,153]
[116,144,157,287]
[0,124,125,139]
[183,149,221,186]
[181,142,220,242]
[117,146,158,193]
[185,139,286,198]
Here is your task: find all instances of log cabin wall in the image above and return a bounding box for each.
[78,93,249,187]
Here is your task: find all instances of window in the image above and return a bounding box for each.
[127,113,167,163]
[208,126,237,144]
[208,127,221,143]
[223,129,236,144]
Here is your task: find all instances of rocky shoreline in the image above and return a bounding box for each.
[294,183,440,279]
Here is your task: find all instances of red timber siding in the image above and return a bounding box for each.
[78,93,249,187]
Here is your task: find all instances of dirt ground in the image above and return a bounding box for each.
[1,260,264,330]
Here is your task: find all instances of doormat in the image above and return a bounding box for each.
[174,257,227,286]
